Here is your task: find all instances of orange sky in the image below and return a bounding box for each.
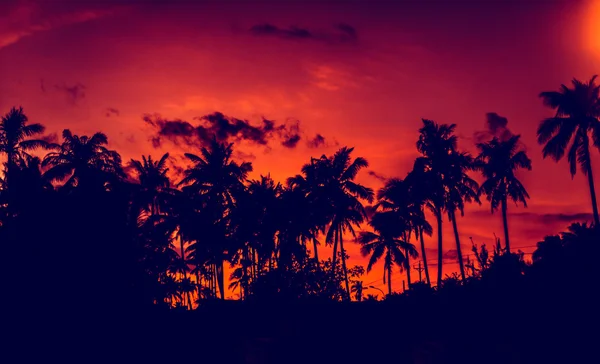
[2,0,600,296]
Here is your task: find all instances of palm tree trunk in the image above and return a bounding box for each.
[405,246,411,290]
[387,252,392,296]
[312,237,320,269]
[501,198,510,254]
[585,152,600,226]
[419,228,431,286]
[450,210,466,281]
[216,261,225,300]
[179,235,186,279]
[436,209,443,287]
[331,225,339,277]
[339,226,350,300]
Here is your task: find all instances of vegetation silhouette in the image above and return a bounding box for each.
[1,75,599,362]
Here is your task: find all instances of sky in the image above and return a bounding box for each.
[1,0,600,295]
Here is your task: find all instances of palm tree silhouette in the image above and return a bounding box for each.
[476,135,532,253]
[443,152,480,280]
[0,107,52,206]
[358,211,417,295]
[539,76,600,226]
[179,138,252,299]
[324,147,373,298]
[289,149,373,298]
[376,178,429,288]
[42,129,124,190]
[130,153,171,216]
[416,119,460,286]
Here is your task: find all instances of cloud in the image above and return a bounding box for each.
[54,82,86,104]
[233,150,257,161]
[144,112,306,150]
[367,170,388,182]
[105,107,120,117]
[307,134,326,148]
[473,112,514,143]
[0,3,123,49]
[40,78,46,93]
[249,23,358,44]
[40,132,58,144]
[509,212,594,225]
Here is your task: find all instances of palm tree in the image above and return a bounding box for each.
[416,119,459,286]
[351,280,363,302]
[376,178,430,288]
[0,107,51,202]
[539,76,600,226]
[443,152,480,281]
[290,149,373,298]
[130,153,171,216]
[404,167,435,286]
[42,129,124,190]
[179,138,252,300]
[323,148,373,298]
[476,135,532,253]
[358,211,417,295]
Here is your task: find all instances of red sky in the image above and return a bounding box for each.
[2,0,600,296]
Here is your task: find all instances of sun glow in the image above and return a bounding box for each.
[584,0,600,57]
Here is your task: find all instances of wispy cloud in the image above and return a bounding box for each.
[54,82,86,104]
[0,2,123,49]
[105,107,120,117]
[249,23,358,45]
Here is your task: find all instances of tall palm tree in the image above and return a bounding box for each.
[0,107,51,202]
[376,178,430,288]
[476,135,532,253]
[539,76,600,225]
[443,152,480,281]
[130,153,171,216]
[42,129,124,190]
[416,119,459,286]
[404,167,435,286]
[179,138,252,300]
[322,148,374,298]
[358,211,417,295]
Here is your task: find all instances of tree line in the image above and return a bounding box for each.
[1,76,598,308]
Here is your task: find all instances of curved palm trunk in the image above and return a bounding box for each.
[501,198,510,254]
[216,261,225,300]
[339,226,350,299]
[404,247,411,290]
[403,231,411,290]
[387,252,392,296]
[312,238,320,269]
[584,150,600,226]
[436,209,443,287]
[419,228,431,286]
[331,225,339,278]
[449,210,466,281]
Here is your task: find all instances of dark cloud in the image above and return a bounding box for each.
[54,82,86,104]
[40,132,58,144]
[509,212,594,225]
[144,112,305,150]
[233,150,257,161]
[249,23,358,44]
[443,250,458,260]
[473,112,514,143]
[105,107,120,117]
[367,170,387,182]
[335,23,358,42]
[307,134,326,148]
